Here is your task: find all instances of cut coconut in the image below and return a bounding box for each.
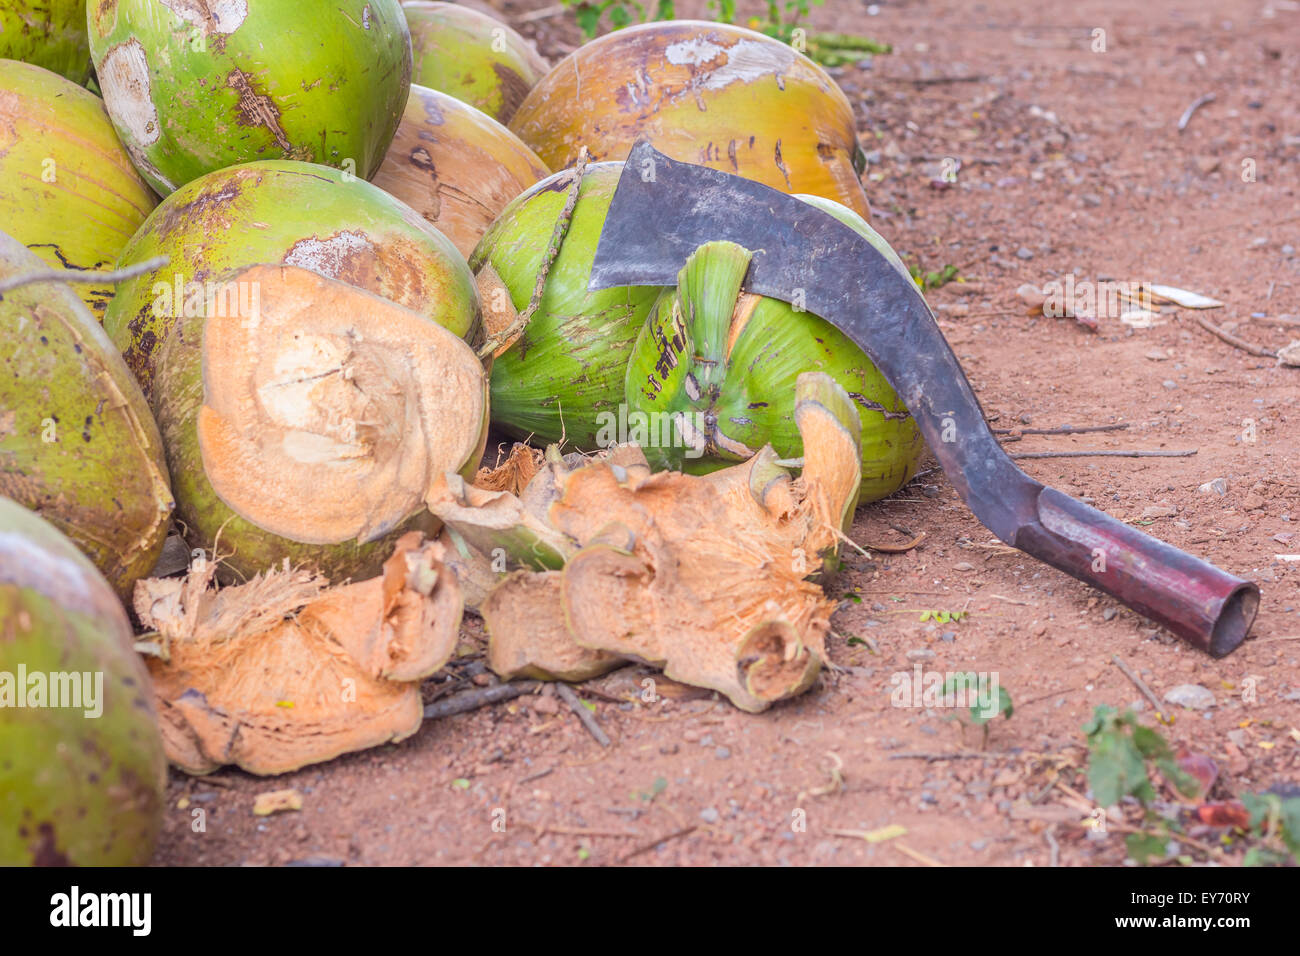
[197,264,488,547]
[423,373,863,711]
[135,532,462,775]
[482,570,621,681]
[625,230,923,504]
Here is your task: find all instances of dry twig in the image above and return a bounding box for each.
[556,681,612,748]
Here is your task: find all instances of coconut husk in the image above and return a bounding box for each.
[435,373,863,711]
[134,532,462,775]
[481,570,621,681]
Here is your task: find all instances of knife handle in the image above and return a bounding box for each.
[1012,487,1258,656]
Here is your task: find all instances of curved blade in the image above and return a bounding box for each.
[586,141,1257,656]
[589,141,1030,543]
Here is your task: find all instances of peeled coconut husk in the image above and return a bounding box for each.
[0,497,166,865]
[403,1,548,124]
[0,1,92,85]
[154,264,489,582]
[439,373,862,711]
[510,21,871,220]
[103,159,480,401]
[0,59,156,319]
[626,227,924,504]
[0,233,173,599]
[470,162,664,447]
[372,85,550,258]
[481,570,620,681]
[437,527,500,612]
[88,0,411,194]
[427,472,572,574]
[135,532,462,776]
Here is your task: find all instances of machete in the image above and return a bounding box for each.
[587,141,1258,657]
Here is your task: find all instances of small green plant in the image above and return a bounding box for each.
[1083,706,1196,808]
[749,1,891,65]
[561,0,675,40]
[942,672,1012,748]
[1082,706,1199,864]
[561,0,891,67]
[919,608,966,624]
[1241,792,1300,866]
[909,263,961,290]
[636,775,668,803]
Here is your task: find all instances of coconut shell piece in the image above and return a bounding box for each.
[134,532,462,776]
[435,373,862,710]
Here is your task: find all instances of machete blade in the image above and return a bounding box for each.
[588,141,1029,543]
[580,140,1258,657]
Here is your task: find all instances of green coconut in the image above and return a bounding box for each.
[0,496,167,866]
[0,233,173,599]
[0,58,157,320]
[470,161,663,449]
[87,0,412,194]
[402,1,547,124]
[624,197,925,502]
[0,2,91,85]
[103,159,480,400]
[152,264,488,583]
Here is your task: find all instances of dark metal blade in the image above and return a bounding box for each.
[590,141,1030,543]
[585,141,1258,656]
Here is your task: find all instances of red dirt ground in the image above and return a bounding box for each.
[154,0,1299,867]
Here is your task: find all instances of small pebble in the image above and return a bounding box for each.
[1162,380,1178,390]
[699,807,720,823]
[714,746,731,760]
[1163,684,1216,710]
[1016,247,1034,260]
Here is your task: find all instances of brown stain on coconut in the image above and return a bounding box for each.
[227,68,304,157]
[491,62,531,122]
[281,231,430,308]
[407,146,441,218]
[30,822,71,866]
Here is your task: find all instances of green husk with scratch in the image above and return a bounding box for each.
[0,233,173,599]
[470,162,664,449]
[88,0,411,194]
